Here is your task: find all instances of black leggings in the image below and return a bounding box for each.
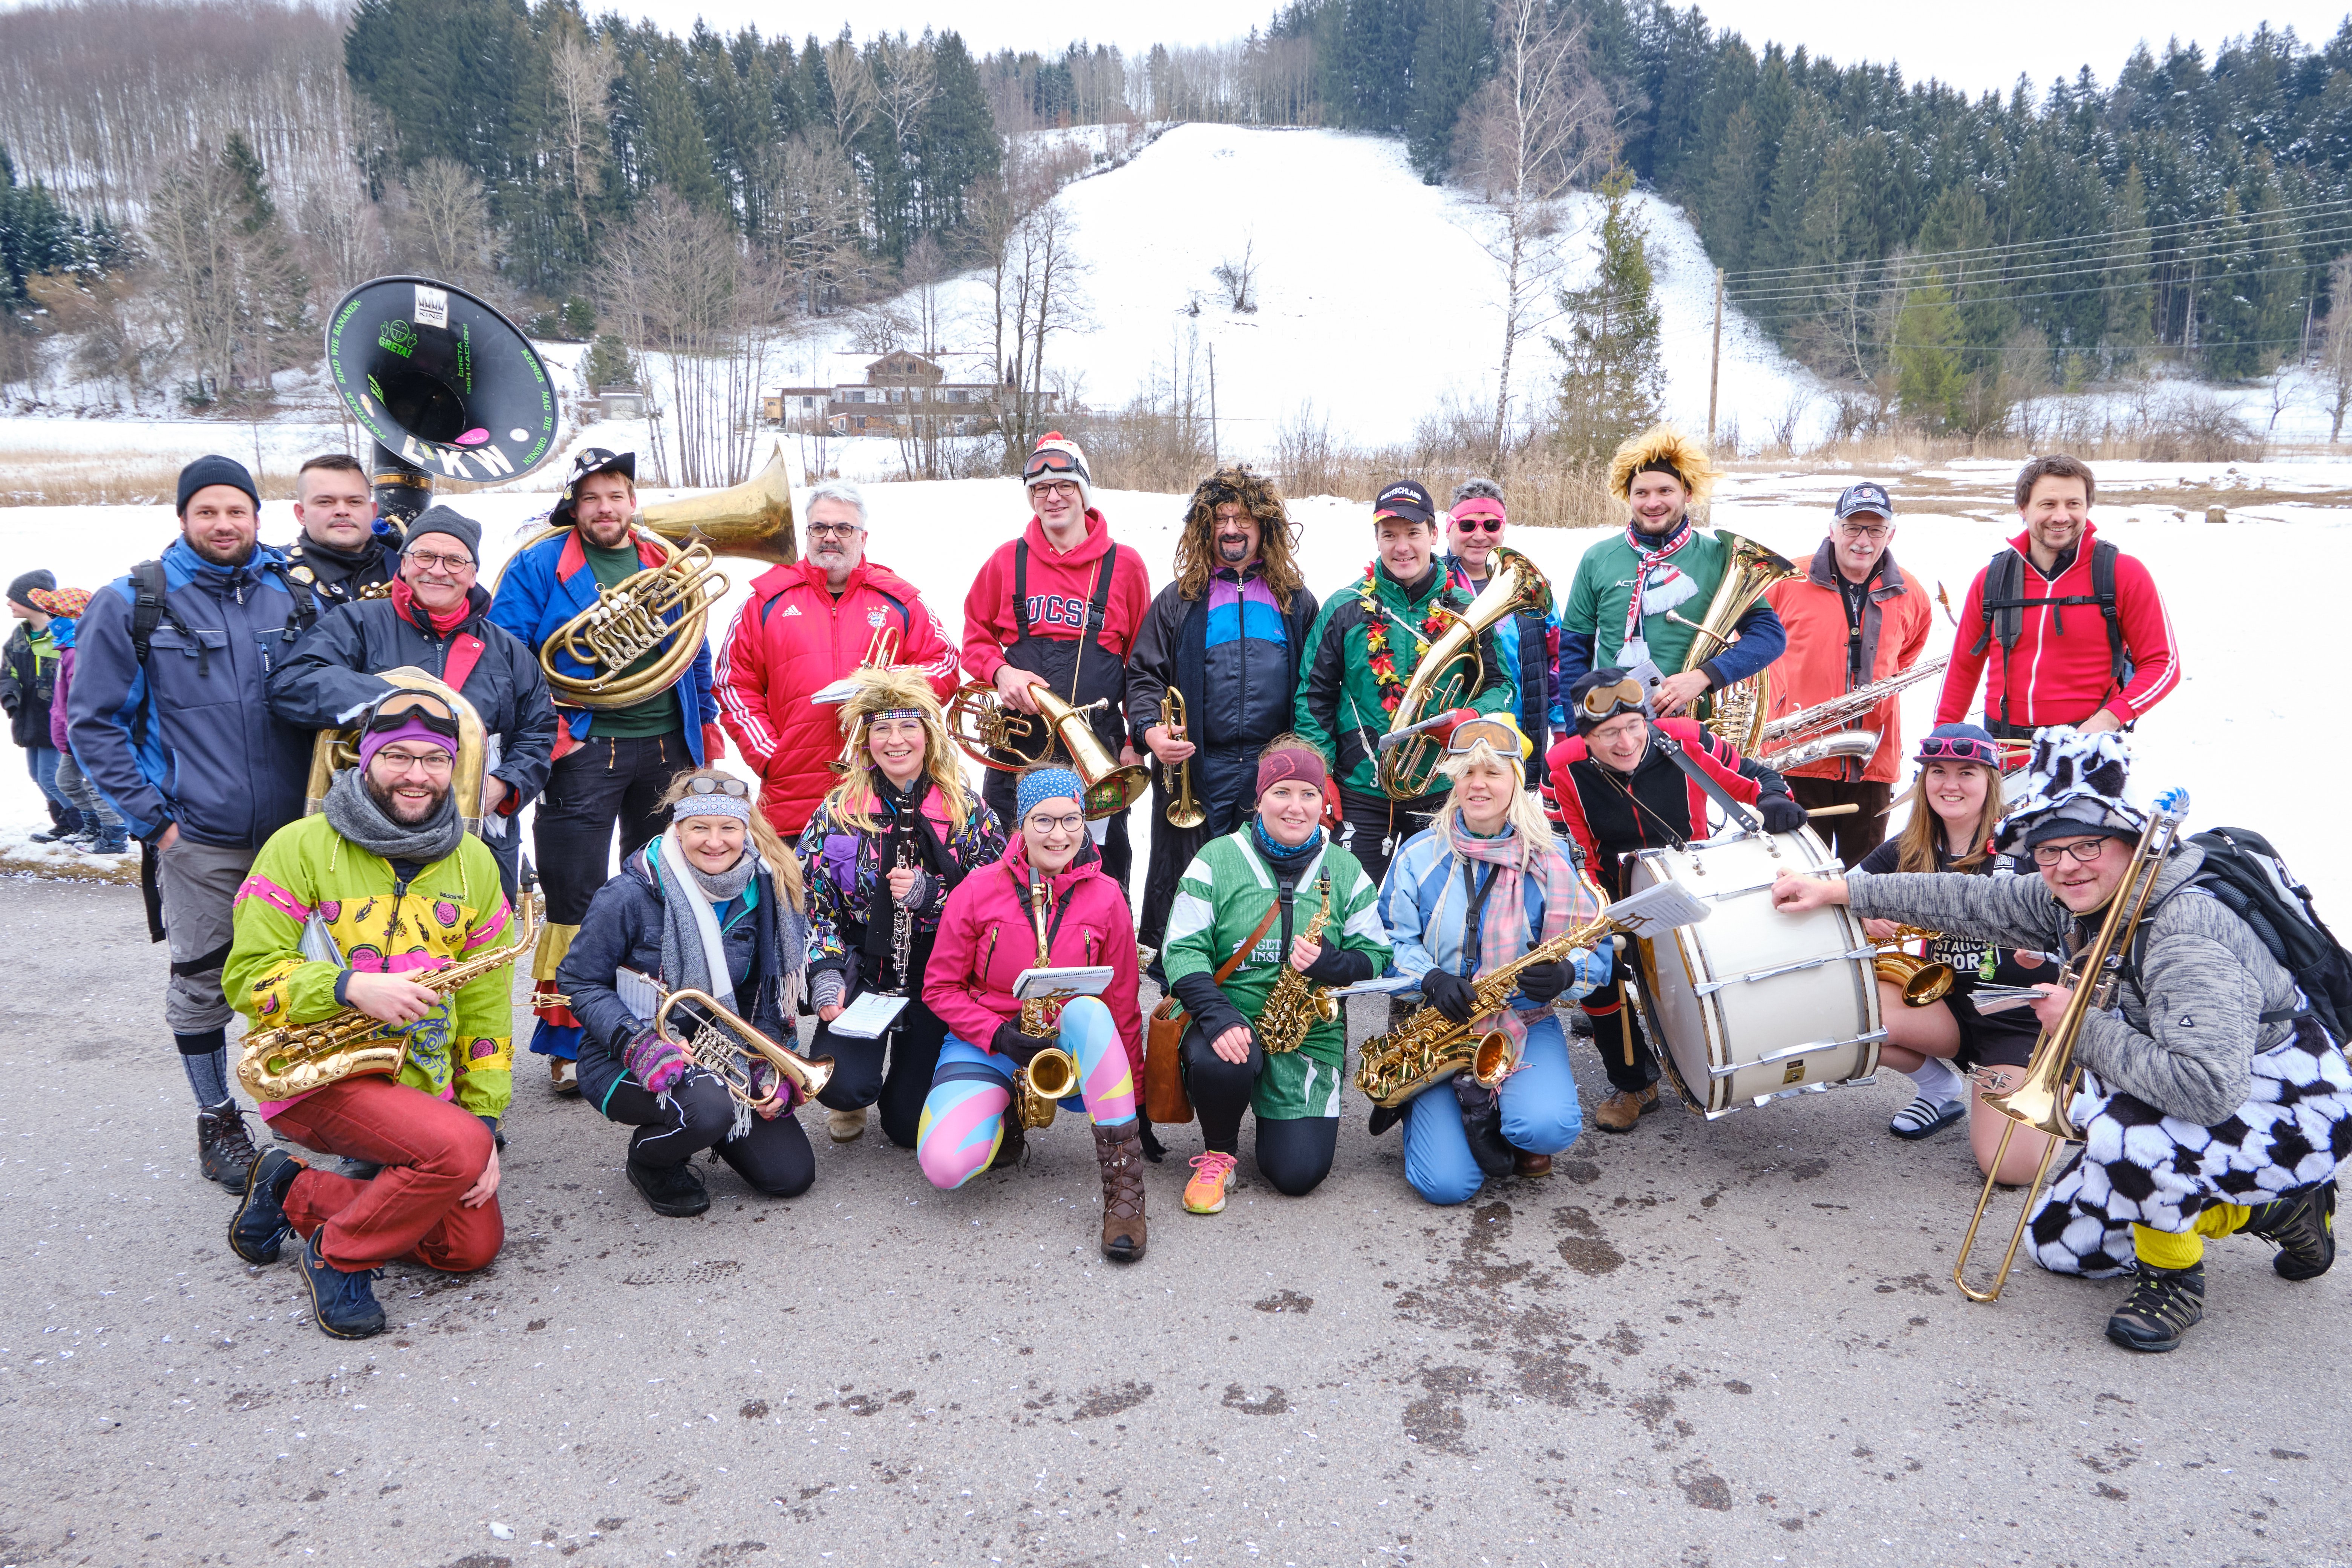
[1581,971,1661,1095]
[534,733,689,926]
[602,1068,815,1197]
[1180,1025,1338,1197]
[812,999,948,1149]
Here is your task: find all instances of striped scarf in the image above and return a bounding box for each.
[1444,818,1586,1050]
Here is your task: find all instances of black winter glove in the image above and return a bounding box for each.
[1419,968,1478,1025]
[992,1020,1058,1066]
[1517,959,1572,1006]
[1757,793,1808,834]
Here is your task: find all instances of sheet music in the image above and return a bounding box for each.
[829,991,910,1038]
[1014,965,1113,1001]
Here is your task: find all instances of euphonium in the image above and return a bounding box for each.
[1014,866,1083,1130]
[1663,530,1798,756]
[1257,875,1339,1055]
[237,890,544,1101]
[655,985,833,1111]
[514,445,799,712]
[943,682,1149,819]
[1378,547,1553,800]
[1356,912,1615,1108]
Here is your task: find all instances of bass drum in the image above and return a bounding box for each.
[1625,828,1883,1117]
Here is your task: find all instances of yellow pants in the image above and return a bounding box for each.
[2132,1204,2254,1270]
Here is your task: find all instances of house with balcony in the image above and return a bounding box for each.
[764,351,1059,436]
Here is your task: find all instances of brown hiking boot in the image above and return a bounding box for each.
[1593,1085,1659,1133]
[987,1118,1027,1171]
[197,1101,261,1190]
[1092,1120,1148,1263]
[1513,1150,1554,1178]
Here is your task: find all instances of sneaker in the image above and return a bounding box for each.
[196,1101,261,1190]
[549,1057,580,1096]
[2104,1260,2205,1353]
[1184,1151,1239,1214]
[626,1156,710,1217]
[227,1148,305,1264]
[2245,1182,2337,1281]
[826,1106,868,1144]
[1890,1095,1966,1140]
[299,1231,386,1340]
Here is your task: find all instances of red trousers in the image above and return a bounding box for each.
[267,1076,503,1273]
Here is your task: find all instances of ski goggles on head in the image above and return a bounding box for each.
[1577,676,1648,723]
[684,775,752,799]
[1444,714,1532,761]
[1023,448,1082,483]
[363,690,461,740]
[1915,734,2003,767]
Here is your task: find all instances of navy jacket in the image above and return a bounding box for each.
[556,848,793,1113]
[68,539,315,846]
[268,585,558,811]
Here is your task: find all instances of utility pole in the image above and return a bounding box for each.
[1208,343,1219,467]
[1707,267,1726,446]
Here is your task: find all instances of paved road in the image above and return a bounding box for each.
[2,877,2344,1568]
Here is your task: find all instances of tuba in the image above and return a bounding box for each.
[324,276,564,526]
[943,682,1149,820]
[1377,547,1553,800]
[1663,530,1798,756]
[510,445,799,711]
[302,668,491,836]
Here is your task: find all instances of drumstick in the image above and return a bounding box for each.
[1805,803,1860,818]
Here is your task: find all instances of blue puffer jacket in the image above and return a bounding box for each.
[68,539,317,846]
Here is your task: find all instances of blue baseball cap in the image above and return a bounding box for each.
[1834,482,1894,520]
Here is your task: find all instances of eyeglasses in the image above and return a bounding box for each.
[374,747,453,775]
[2030,838,2113,866]
[1578,676,1648,720]
[1026,812,1085,834]
[364,691,460,739]
[1917,735,2001,766]
[405,550,475,572]
[1031,480,1082,501]
[1833,521,1891,540]
[806,521,863,539]
[685,775,752,798]
[1452,517,1503,534]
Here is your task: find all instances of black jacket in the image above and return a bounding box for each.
[1125,568,1320,754]
[284,531,400,607]
[557,850,794,1112]
[267,585,557,810]
[0,623,58,750]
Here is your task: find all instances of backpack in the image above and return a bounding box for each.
[1970,539,2130,727]
[126,556,318,740]
[2169,827,2352,1046]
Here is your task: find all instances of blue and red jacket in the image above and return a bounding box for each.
[487,528,721,764]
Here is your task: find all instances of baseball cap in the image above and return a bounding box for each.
[1373,480,1435,527]
[1834,482,1894,521]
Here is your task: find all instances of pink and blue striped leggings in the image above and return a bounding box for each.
[915,997,1135,1190]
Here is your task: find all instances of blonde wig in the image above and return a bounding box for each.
[820,666,971,837]
[1606,424,1717,507]
[1436,739,1560,871]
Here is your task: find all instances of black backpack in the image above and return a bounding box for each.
[2170,827,2352,1045]
[1971,539,2130,727]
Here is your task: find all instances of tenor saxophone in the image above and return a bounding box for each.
[1256,875,1340,1055]
[236,890,543,1101]
[1354,913,1613,1108]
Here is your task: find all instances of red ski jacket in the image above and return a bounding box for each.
[1934,522,2179,731]
[712,557,958,835]
[960,510,1153,682]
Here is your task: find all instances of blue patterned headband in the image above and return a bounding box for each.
[1017,767,1084,822]
[672,791,752,824]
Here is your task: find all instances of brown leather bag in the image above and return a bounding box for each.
[1144,900,1282,1125]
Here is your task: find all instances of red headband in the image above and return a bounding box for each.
[1451,497,1507,527]
[1256,744,1329,799]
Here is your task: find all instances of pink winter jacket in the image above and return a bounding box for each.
[923,839,1144,1079]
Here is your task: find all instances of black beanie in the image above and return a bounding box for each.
[176,455,259,516]
[404,505,482,565]
[7,569,56,611]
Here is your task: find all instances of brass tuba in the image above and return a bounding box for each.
[943,682,1149,820]
[511,446,799,712]
[1377,547,1553,800]
[1663,530,1798,756]
[302,668,491,836]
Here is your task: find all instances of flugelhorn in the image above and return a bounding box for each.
[1378,547,1551,800]
[944,681,1149,819]
[655,985,834,1112]
[1161,687,1206,829]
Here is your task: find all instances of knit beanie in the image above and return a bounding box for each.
[176,455,259,516]
[1023,432,1092,512]
[404,505,483,565]
[8,569,56,611]
[1255,742,1330,799]
[357,714,455,772]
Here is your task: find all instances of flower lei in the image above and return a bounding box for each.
[1357,564,1458,714]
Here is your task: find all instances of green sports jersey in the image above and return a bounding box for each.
[1561,524,1733,674]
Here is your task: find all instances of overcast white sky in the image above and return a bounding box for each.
[618,0,2351,98]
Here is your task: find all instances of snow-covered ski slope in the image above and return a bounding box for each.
[773,124,1811,457]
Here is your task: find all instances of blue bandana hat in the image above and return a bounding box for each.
[1016,767,1084,822]
[672,791,752,825]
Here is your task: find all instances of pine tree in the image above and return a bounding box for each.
[1551,168,1664,460]
[644,57,723,211]
[2102,163,2153,365]
[1702,103,1764,274]
[1405,0,1486,182]
[1894,270,1963,429]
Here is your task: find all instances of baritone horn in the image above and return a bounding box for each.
[511,445,800,711]
[943,682,1149,819]
[1377,547,1552,799]
[1161,687,1206,829]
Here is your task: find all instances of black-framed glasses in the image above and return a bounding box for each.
[405,549,476,572]
[1026,811,1084,834]
[806,521,863,539]
[364,691,460,738]
[2030,838,2112,867]
[686,775,752,798]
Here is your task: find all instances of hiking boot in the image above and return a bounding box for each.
[1093,1120,1148,1263]
[1453,1076,1514,1179]
[197,1101,261,1190]
[549,1057,580,1096]
[227,1148,305,1265]
[987,1118,1027,1171]
[299,1232,386,1340]
[627,1156,710,1218]
[1593,1085,1659,1133]
[2245,1182,2337,1281]
[1184,1151,1239,1215]
[1514,1150,1554,1179]
[2104,1261,2206,1353]
[826,1106,868,1144]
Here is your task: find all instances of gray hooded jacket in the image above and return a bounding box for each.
[1846,844,2305,1126]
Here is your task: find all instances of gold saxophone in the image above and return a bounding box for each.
[1014,866,1083,1130]
[237,890,543,1101]
[1355,911,1613,1108]
[1256,875,1340,1056]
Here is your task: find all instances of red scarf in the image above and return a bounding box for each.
[1620,517,1697,655]
[392,578,470,635]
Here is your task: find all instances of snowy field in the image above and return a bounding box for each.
[0,454,2341,916]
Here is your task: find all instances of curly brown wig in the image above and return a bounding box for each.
[1172,466,1306,609]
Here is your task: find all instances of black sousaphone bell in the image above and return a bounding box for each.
[324,276,562,526]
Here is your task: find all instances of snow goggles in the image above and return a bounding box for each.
[1915,735,2002,767]
[1023,448,1082,483]
[363,691,460,740]
[1444,715,1532,761]
[1577,676,1648,723]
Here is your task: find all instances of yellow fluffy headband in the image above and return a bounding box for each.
[1607,424,1716,505]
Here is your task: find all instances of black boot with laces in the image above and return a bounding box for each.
[197,1100,261,1190]
[2244,1182,2336,1280]
[2104,1260,2206,1353]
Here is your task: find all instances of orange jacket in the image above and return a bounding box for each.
[1761,542,1934,784]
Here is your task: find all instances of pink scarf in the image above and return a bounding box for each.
[1444,817,1597,1051]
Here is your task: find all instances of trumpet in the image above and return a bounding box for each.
[655,986,834,1112]
[1161,687,1206,829]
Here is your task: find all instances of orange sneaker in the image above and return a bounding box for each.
[1183,1151,1238,1214]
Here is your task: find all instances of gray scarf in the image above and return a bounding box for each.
[323,767,464,864]
[652,829,809,1015]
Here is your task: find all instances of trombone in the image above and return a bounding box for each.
[1161,687,1206,829]
[1952,789,2190,1302]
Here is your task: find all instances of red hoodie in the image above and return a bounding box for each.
[960,509,1152,683]
[1934,521,2179,730]
[922,838,1144,1080]
[712,556,959,836]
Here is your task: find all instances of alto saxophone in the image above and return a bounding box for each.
[237,890,543,1101]
[1256,874,1340,1056]
[1354,912,1613,1108]
[1014,866,1082,1130]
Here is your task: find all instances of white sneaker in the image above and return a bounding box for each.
[826,1106,867,1143]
